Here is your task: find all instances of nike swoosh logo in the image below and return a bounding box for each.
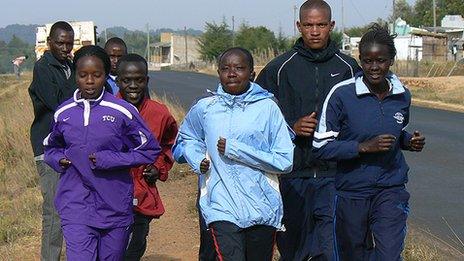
[63,117,70,122]
[331,73,340,77]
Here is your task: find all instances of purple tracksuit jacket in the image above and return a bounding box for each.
[44,89,160,229]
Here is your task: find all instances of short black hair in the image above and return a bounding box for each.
[300,0,332,21]
[73,45,111,76]
[217,47,254,70]
[49,21,74,39]
[116,53,148,75]
[359,23,397,59]
[104,37,128,52]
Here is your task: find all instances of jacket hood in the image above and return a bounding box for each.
[293,37,339,62]
[211,82,275,105]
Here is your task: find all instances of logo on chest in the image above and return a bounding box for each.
[102,115,116,123]
[393,112,404,124]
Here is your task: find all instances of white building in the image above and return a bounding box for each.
[441,15,464,29]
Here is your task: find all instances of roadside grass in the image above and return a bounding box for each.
[401,76,464,112]
[0,73,42,260]
[0,73,462,260]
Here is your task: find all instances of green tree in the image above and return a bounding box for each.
[0,35,34,74]
[234,24,277,52]
[198,22,233,62]
[330,30,343,49]
[345,18,388,37]
[7,35,29,50]
[390,0,414,24]
[275,29,293,53]
[410,0,464,27]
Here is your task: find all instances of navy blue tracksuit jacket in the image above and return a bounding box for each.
[313,73,414,260]
[313,73,413,197]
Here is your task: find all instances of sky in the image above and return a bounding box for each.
[1,0,417,36]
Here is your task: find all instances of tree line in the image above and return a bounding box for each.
[198,21,344,62]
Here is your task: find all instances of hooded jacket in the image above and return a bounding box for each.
[29,51,76,157]
[44,89,160,228]
[177,82,294,229]
[313,73,413,198]
[256,38,361,178]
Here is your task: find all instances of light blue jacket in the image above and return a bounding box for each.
[178,82,294,228]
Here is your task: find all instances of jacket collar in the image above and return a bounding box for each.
[293,37,338,62]
[43,50,72,68]
[208,82,274,106]
[73,88,106,104]
[116,92,149,111]
[355,73,405,96]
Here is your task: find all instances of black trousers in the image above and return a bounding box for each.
[209,221,276,261]
[125,212,152,261]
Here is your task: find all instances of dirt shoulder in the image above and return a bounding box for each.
[142,172,200,261]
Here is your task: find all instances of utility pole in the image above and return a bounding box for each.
[184,26,188,65]
[341,0,345,35]
[392,0,396,34]
[104,28,108,43]
[432,0,437,32]
[293,5,298,38]
[232,16,235,46]
[146,24,150,63]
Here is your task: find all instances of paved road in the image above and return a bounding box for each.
[148,70,464,250]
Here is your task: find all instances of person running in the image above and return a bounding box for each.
[116,54,178,260]
[43,45,160,261]
[28,21,75,261]
[313,24,426,260]
[176,47,294,260]
[255,1,360,260]
[104,37,128,95]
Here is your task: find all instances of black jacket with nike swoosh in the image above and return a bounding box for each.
[256,38,361,178]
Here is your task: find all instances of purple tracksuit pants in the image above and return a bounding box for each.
[63,224,132,261]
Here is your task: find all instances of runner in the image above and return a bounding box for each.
[43,45,160,260]
[313,24,426,260]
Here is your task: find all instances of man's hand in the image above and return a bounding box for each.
[59,158,71,169]
[217,137,226,155]
[409,131,425,152]
[89,154,96,165]
[359,134,396,153]
[143,165,160,186]
[293,112,318,137]
[200,158,210,174]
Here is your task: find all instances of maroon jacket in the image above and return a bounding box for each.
[128,96,178,218]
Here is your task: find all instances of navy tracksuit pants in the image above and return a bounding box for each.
[333,186,410,261]
[277,177,335,261]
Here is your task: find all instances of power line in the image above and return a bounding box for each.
[348,0,367,25]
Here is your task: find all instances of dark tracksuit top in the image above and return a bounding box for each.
[256,38,361,178]
[313,73,413,198]
[29,51,76,157]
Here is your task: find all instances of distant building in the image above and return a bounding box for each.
[394,18,412,36]
[150,32,201,68]
[442,15,464,29]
